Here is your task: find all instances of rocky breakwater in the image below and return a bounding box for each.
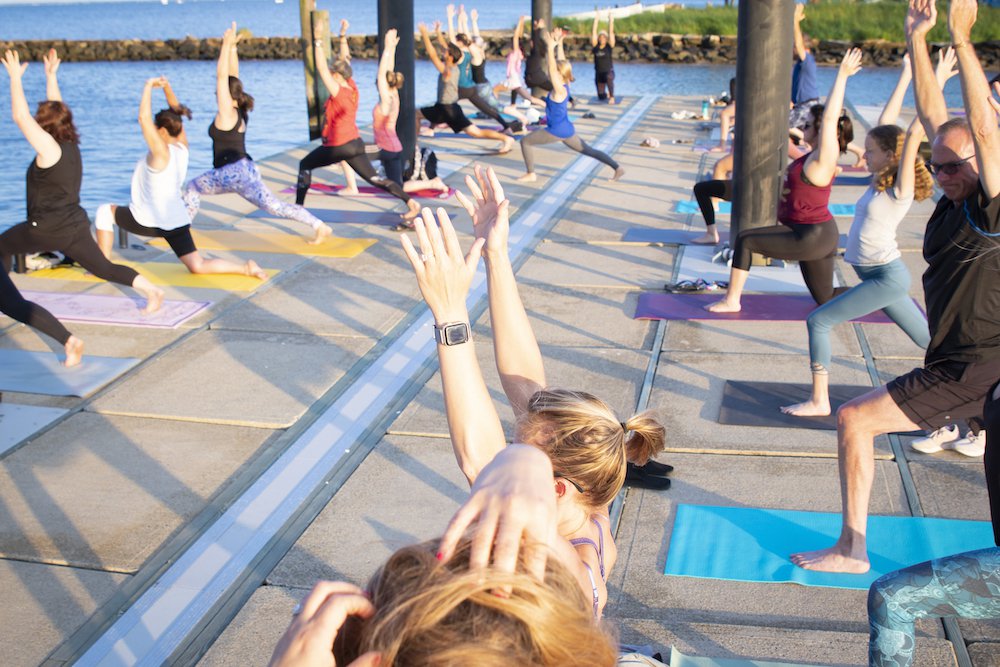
[1,34,996,69]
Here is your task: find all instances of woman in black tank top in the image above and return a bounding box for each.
[590,12,616,104]
[1,48,164,367]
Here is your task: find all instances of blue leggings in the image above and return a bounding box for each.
[806,258,929,370]
[868,546,1000,667]
[183,158,323,230]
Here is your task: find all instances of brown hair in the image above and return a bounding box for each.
[517,389,665,509]
[154,105,191,138]
[385,71,405,89]
[34,101,79,143]
[334,538,618,666]
[227,76,254,115]
[869,124,933,201]
[808,104,854,154]
[446,43,463,63]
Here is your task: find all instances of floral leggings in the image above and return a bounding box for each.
[183,157,323,230]
[868,546,1000,666]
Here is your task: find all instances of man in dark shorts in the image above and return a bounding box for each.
[788,4,819,131]
[791,0,1000,574]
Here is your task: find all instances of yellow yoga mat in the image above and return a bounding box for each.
[148,229,377,257]
[27,262,278,291]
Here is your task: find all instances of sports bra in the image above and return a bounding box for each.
[570,517,607,618]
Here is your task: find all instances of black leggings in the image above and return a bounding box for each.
[693,179,732,228]
[731,218,839,305]
[379,150,404,187]
[596,69,615,100]
[296,138,411,205]
[0,221,139,287]
[458,86,509,129]
[985,385,1000,545]
[0,267,71,344]
[520,129,619,174]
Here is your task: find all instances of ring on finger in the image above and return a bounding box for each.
[420,252,434,262]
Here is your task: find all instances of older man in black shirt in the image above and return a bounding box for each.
[791,0,1000,574]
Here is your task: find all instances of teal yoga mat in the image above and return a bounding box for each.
[664,504,994,589]
[674,201,856,217]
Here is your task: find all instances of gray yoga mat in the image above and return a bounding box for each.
[718,380,875,431]
[0,349,140,397]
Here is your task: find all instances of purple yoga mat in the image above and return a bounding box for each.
[634,292,914,322]
[20,291,210,329]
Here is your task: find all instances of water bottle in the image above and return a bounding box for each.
[701,100,710,119]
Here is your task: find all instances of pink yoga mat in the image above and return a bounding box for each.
[20,290,210,328]
[281,183,455,199]
[634,292,916,322]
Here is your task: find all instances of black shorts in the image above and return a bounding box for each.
[887,358,1000,430]
[524,71,554,92]
[419,103,472,133]
[115,205,197,258]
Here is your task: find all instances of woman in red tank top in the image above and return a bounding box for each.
[295,20,420,223]
[706,49,863,312]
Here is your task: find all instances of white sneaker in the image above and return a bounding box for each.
[910,424,960,453]
[952,430,987,458]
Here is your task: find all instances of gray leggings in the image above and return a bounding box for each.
[520,129,618,174]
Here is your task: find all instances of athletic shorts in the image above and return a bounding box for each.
[419,103,472,133]
[886,358,1000,431]
[115,206,197,258]
[524,71,554,92]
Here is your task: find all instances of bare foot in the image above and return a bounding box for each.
[790,546,870,573]
[690,231,720,245]
[611,167,625,182]
[419,127,435,137]
[342,187,360,195]
[708,145,728,153]
[403,200,421,221]
[63,335,84,367]
[244,260,267,280]
[498,137,515,154]
[517,172,537,183]
[780,400,831,417]
[705,299,741,313]
[308,224,333,245]
[141,287,164,315]
[608,97,616,105]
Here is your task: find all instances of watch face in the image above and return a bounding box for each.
[444,323,470,345]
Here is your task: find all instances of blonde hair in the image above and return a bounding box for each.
[517,389,665,508]
[556,60,575,83]
[869,124,933,202]
[335,538,618,666]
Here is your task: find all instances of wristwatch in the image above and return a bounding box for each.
[434,322,471,346]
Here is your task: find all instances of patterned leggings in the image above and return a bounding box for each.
[183,158,323,230]
[868,546,1000,667]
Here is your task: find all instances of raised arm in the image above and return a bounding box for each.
[215,23,239,129]
[949,0,999,199]
[894,115,926,201]
[513,14,526,53]
[420,24,446,74]
[458,166,547,416]
[158,76,190,147]
[446,4,458,45]
[554,29,568,61]
[337,19,351,62]
[435,20,449,50]
[591,13,599,47]
[400,207,505,486]
[470,8,481,43]
[793,4,807,62]
[608,13,615,47]
[878,54,912,127]
[2,50,61,168]
[803,48,862,187]
[457,5,470,38]
[376,28,398,115]
[229,30,240,78]
[42,48,62,102]
[545,31,565,94]
[139,78,171,170]
[906,0,949,141]
[313,41,340,98]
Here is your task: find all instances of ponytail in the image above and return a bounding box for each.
[622,411,666,466]
[228,76,255,115]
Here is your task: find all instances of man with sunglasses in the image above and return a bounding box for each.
[791,0,1000,574]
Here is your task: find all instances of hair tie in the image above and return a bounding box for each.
[620,421,628,433]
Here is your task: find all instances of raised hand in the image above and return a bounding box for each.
[794,3,805,22]
[42,48,60,76]
[905,0,937,40]
[339,18,349,36]
[470,8,478,21]
[457,165,510,259]
[146,76,167,88]
[1,50,27,79]
[839,47,864,78]
[947,0,977,42]
[222,21,238,45]
[934,45,958,84]
[384,28,399,48]
[446,3,455,17]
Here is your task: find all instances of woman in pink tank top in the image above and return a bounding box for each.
[707,49,863,313]
[373,28,405,186]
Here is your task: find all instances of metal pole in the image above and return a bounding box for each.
[378,0,415,167]
[311,9,331,135]
[532,0,552,30]
[299,0,320,140]
[731,0,794,245]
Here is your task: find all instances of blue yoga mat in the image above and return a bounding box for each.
[664,504,994,590]
[622,228,849,248]
[0,349,140,397]
[674,201,856,217]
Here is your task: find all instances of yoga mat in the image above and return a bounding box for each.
[833,174,871,186]
[0,403,68,456]
[149,229,375,257]
[669,647,812,667]
[26,262,276,291]
[280,183,456,200]
[19,290,210,329]
[634,293,906,323]
[675,245,840,295]
[0,349,140,397]
[718,380,875,431]
[622,229,848,249]
[664,504,994,589]
[674,201,856,217]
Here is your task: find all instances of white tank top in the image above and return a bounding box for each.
[843,185,913,266]
[129,143,190,231]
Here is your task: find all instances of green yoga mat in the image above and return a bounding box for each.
[664,504,994,590]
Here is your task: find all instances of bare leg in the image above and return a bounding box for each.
[179,251,267,280]
[781,368,832,416]
[341,163,359,195]
[705,267,748,312]
[790,386,920,573]
[466,124,515,153]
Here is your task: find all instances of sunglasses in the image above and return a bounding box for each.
[926,155,974,176]
[556,474,586,494]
